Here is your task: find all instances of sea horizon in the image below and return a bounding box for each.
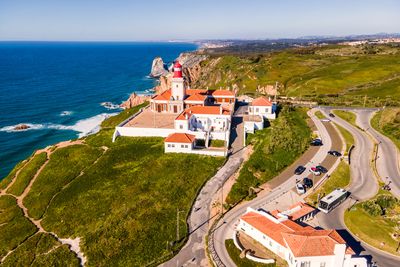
[0,41,198,179]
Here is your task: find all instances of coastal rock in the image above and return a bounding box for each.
[149,57,168,78]
[14,124,30,131]
[120,92,150,109]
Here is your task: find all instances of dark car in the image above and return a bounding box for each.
[303,177,313,188]
[316,165,328,173]
[328,150,342,157]
[294,165,306,175]
[310,139,323,146]
[329,113,335,118]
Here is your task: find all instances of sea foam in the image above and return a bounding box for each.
[0,113,117,138]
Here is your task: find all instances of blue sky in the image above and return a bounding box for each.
[0,0,399,41]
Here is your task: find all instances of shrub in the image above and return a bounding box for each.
[376,195,398,210]
[362,200,382,216]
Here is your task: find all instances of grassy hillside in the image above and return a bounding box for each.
[371,108,400,149]
[226,107,311,205]
[195,44,400,106]
[0,106,224,266]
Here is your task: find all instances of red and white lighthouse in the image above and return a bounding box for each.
[171,61,185,101]
[173,61,183,78]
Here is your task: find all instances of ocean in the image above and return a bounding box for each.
[0,42,197,179]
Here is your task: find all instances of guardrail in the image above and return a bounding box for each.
[207,214,226,267]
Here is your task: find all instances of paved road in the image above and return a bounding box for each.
[356,109,400,197]
[212,109,343,266]
[161,104,246,267]
[318,107,400,267]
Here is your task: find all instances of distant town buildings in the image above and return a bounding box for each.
[235,206,367,267]
[340,38,400,46]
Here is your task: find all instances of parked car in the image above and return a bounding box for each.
[328,150,342,157]
[316,165,328,173]
[294,165,306,175]
[310,167,321,176]
[329,113,335,118]
[303,177,313,188]
[321,118,331,122]
[310,139,323,146]
[296,183,306,194]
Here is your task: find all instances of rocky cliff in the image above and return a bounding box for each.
[120,92,151,109]
[152,52,209,94]
[149,57,168,78]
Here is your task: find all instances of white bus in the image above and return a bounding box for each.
[318,188,348,213]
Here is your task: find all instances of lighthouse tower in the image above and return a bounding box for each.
[171,61,185,101]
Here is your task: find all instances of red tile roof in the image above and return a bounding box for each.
[210,89,236,97]
[241,209,354,257]
[186,89,208,95]
[251,96,273,106]
[175,106,231,120]
[165,133,196,143]
[185,94,206,102]
[282,230,355,257]
[288,202,316,221]
[241,211,302,246]
[153,89,172,101]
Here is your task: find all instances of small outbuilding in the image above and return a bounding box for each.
[164,133,196,153]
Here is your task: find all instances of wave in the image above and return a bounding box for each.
[0,113,118,138]
[100,102,121,110]
[60,111,73,116]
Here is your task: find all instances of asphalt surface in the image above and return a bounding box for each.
[318,107,400,267]
[212,109,344,266]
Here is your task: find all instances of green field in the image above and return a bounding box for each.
[306,161,351,205]
[195,44,400,106]
[226,107,311,205]
[6,152,47,196]
[314,111,325,119]
[345,192,400,255]
[0,105,225,266]
[332,110,358,128]
[334,123,355,155]
[371,108,400,150]
[225,239,275,267]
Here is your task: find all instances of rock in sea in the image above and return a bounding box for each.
[14,124,30,131]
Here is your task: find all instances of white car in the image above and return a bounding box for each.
[310,167,321,176]
[296,183,306,195]
[321,118,331,122]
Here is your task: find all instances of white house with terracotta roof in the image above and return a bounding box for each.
[164,133,196,153]
[248,96,276,120]
[236,207,367,267]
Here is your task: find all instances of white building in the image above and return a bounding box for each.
[236,207,367,267]
[164,133,195,153]
[248,96,276,120]
[113,60,235,156]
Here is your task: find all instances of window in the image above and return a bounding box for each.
[269,240,272,247]
[181,145,184,148]
[179,125,183,129]
[171,144,175,148]
[300,262,311,267]
[185,145,188,148]
[263,235,266,239]
[256,108,259,112]
[167,144,171,147]
[176,84,178,88]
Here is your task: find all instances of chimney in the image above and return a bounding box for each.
[220,106,222,114]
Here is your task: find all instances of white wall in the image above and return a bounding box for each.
[165,142,193,153]
[248,106,276,120]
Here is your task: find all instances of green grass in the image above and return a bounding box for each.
[371,108,400,150]
[227,107,311,205]
[0,195,37,259]
[38,137,224,266]
[334,123,355,155]
[306,161,351,205]
[225,239,275,267]
[344,192,400,255]
[2,233,79,267]
[196,44,400,106]
[209,139,226,147]
[6,152,47,196]
[314,111,325,119]
[332,110,358,128]
[101,102,148,129]
[0,160,26,190]
[23,145,103,219]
